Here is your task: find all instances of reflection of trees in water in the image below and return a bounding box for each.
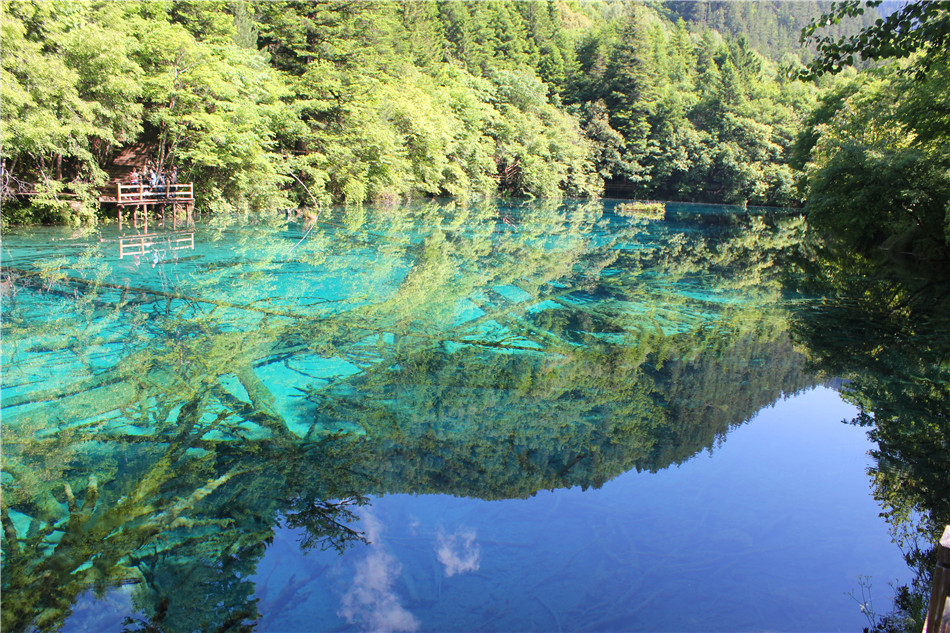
[1,403,370,633]
[1,203,812,632]
[788,242,950,632]
[327,328,813,500]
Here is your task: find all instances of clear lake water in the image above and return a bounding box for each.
[2,199,947,633]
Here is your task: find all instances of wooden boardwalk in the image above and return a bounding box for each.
[925,525,950,633]
[99,182,195,230]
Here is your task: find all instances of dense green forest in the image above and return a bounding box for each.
[2,0,948,259]
[0,1,870,214]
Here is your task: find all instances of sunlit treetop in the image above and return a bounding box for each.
[797,0,950,81]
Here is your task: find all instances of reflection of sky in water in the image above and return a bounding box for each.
[339,511,420,633]
[436,528,481,578]
[232,387,904,633]
[3,210,913,633]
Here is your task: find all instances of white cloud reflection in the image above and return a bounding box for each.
[435,527,481,577]
[339,511,419,633]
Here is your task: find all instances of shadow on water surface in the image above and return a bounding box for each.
[0,200,939,632]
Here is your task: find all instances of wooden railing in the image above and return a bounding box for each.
[116,182,194,205]
[925,525,950,633]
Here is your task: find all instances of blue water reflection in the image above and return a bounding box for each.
[240,388,904,633]
[56,387,906,633]
[1,201,932,632]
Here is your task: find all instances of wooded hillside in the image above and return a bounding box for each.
[0,1,879,224]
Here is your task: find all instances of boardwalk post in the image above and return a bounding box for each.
[924,525,950,633]
[116,183,122,230]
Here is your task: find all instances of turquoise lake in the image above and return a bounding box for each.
[2,200,948,632]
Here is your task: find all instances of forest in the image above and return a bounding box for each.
[1,0,948,260]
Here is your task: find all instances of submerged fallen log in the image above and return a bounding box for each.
[3,266,310,319]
